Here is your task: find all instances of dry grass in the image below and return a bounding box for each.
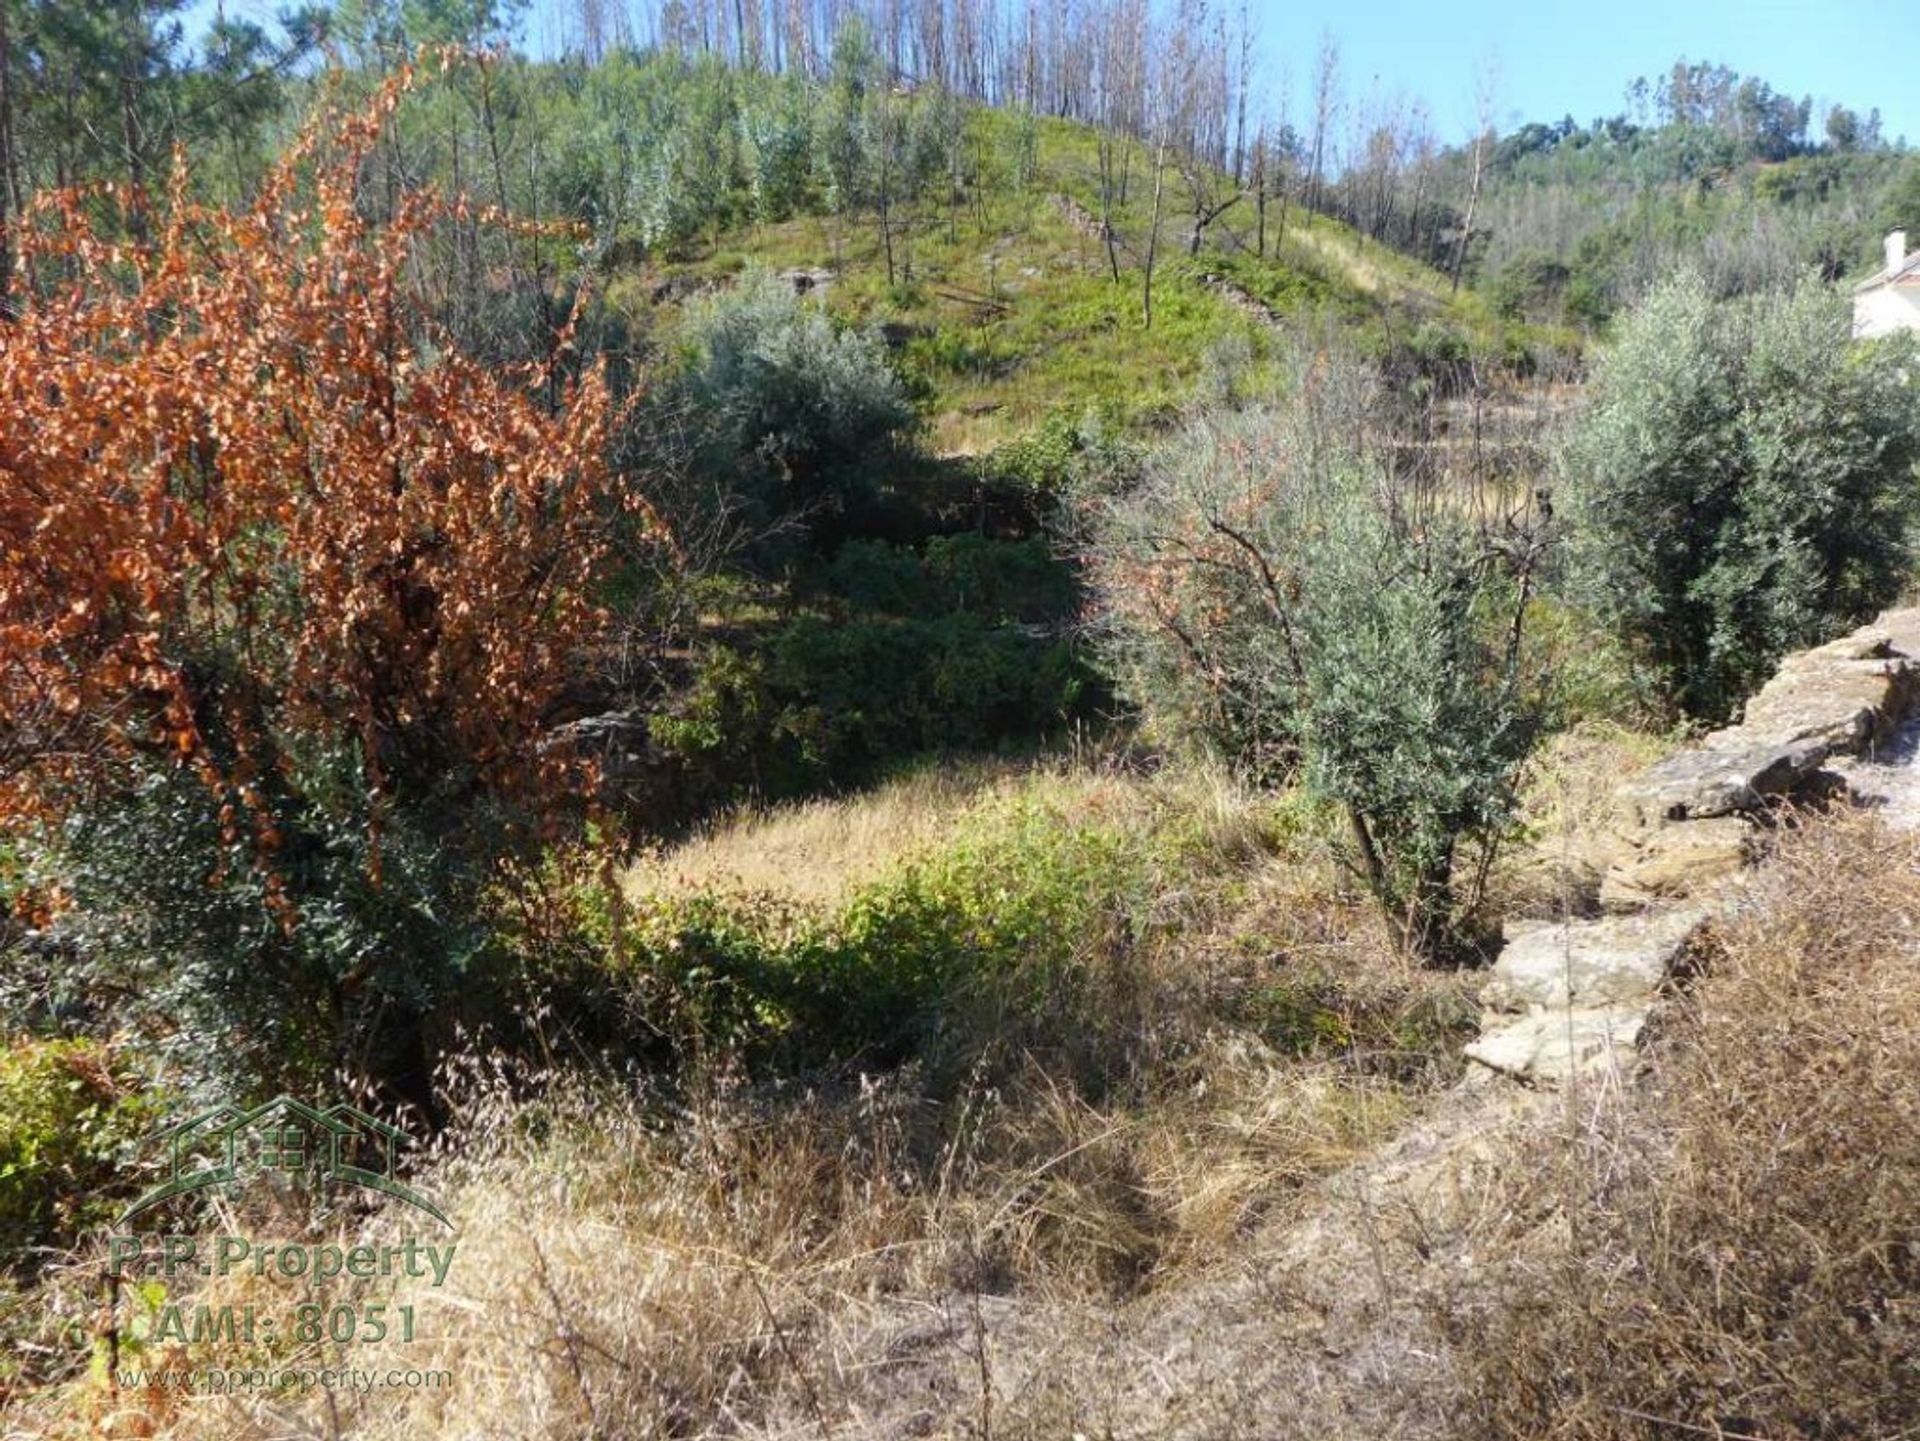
[1443,807,1920,1439]
[63,755,1916,1441]
[624,757,1024,907]
[14,758,1491,1441]
[1490,719,1675,919]
[29,1050,1417,1441]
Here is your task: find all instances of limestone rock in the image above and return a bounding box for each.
[1872,606,1920,660]
[1796,629,1894,663]
[1485,906,1706,1012]
[1599,816,1753,912]
[1464,1006,1648,1085]
[1708,658,1911,756]
[779,266,834,295]
[1617,737,1827,823]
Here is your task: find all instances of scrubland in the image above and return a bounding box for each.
[13,730,1920,1441]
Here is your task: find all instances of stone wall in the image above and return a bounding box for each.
[1467,606,1920,1086]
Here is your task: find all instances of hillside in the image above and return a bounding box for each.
[609,106,1538,454]
[1392,64,1920,326]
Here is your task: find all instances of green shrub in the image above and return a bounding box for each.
[823,535,1075,622]
[605,790,1157,1079]
[1564,271,1920,719]
[821,539,936,614]
[0,1039,158,1259]
[1084,368,1552,957]
[770,614,1086,768]
[922,534,1076,621]
[36,750,508,1108]
[681,267,912,524]
[1489,251,1573,321]
[973,407,1142,498]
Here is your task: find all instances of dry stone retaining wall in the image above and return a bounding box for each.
[1467,605,1920,1086]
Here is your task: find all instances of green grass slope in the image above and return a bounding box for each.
[612,108,1537,453]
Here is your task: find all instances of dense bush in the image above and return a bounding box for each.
[822,535,1075,622]
[1084,368,1551,956]
[1563,271,1920,719]
[38,754,507,1107]
[681,269,914,526]
[653,612,1092,795]
[0,78,638,1110]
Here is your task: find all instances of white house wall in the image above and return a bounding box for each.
[1853,285,1920,339]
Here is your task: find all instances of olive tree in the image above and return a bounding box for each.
[1083,359,1550,958]
[680,268,912,528]
[1563,271,1920,720]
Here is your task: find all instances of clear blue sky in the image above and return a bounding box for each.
[1249,0,1917,145]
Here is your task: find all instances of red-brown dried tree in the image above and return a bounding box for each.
[0,63,649,869]
[0,64,664,1104]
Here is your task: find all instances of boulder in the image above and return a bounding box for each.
[1484,906,1707,1012]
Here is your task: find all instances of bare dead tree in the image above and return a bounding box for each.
[1180,153,1242,256]
[1305,32,1338,224]
[1404,101,1435,261]
[1450,55,1499,294]
[1251,123,1268,256]
[1143,127,1168,327]
[1231,0,1250,182]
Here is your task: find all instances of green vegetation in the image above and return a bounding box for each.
[1441,62,1920,325]
[674,268,915,528]
[1563,271,1920,718]
[1085,364,1551,957]
[0,1040,156,1258]
[4,9,1920,1440]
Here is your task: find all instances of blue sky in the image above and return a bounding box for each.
[1249,0,1917,145]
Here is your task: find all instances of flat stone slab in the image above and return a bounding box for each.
[1708,659,1910,756]
[1599,816,1753,912]
[1486,906,1707,1011]
[1464,1005,1648,1085]
[1617,737,1828,823]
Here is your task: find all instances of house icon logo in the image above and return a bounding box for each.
[118,1096,450,1228]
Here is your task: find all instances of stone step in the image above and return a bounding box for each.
[1464,1005,1648,1085]
[1598,816,1753,913]
[1484,906,1709,1012]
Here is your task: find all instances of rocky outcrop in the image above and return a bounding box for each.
[1468,606,1920,1087]
[1049,191,1106,242]
[1617,619,1920,829]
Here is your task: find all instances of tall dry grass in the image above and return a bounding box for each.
[624,757,1023,907]
[1442,808,1920,1439]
